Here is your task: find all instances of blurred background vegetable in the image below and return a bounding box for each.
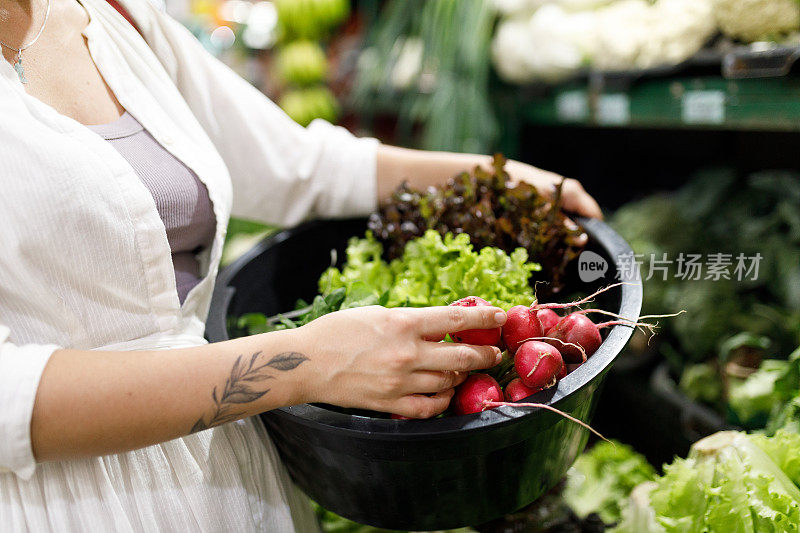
[492,0,717,83]
[273,0,348,125]
[563,441,657,524]
[610,169,800,432]
[615,429,800,532]
[351,0,498,152]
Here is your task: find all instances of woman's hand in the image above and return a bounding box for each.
[505,159,603,219]
[293,305,507,418]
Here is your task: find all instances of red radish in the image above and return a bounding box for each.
[514,341,564,390]
[453,374,503,415]
[557,362,567,380]
[566,363,582,374]
[391,414,412,420]
[537,309,560,332]
[545,312,602,363]
[505,378,540,402]
[449,296,502,346]
[502,305,543,354]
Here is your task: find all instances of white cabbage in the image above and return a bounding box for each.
[713,0,800,42]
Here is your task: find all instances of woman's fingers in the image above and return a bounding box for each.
[409,305,506,339]
[402,370,468,394]
[418,342,501,372]
[506,160,602,220]
[561,178,604,220]
[389,389,455,419]
[563,216,589,247]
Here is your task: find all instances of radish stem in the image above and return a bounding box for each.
[482,400,610,443]
[531,282,630,312]
[498,370,519,388]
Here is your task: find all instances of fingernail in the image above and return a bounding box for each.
[494,349,502,364]
[494,310,507,324]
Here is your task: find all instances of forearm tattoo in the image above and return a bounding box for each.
[190,351,308,433]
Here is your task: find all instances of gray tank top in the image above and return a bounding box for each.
[87,112,217,304]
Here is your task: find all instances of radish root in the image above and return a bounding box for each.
[573,308,638,321]
[596,320,659,335]
[482,400,609,443]
[574,310,684,339]
[518,336,587,363]
[531,282,630,312]
[525,354,559,380]
[526,358,541,378]
[638,311,686,320]
[576,309,683,324]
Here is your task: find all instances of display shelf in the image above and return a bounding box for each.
[519,44,800,131]
[522,75,800,131]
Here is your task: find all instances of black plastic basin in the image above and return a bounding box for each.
[206,217,642,531]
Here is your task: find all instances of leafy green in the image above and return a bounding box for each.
[350,0,498,154]
[320,230,539,310]
[766,396,800,437]
[562,440,656,524]
[679,363,723,405]
[232,312,272,335]
[368,155,585,296]
[231,288,350,335]
[719,332,773,366]
[612,169,800,425]
[729,360,795,428]
[318,233,394,297]
[614,430,800,533]
[610,169,800,375]
[234,230,539,336]
[728,346,800,429]
[664,280,746,361]
[750,429,800,489]
[221,218,276,267]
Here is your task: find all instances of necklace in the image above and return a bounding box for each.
[0,0,52,84]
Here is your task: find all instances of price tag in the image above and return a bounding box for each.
[682,90,725,125]
[556,90,589,122]
[596,94,630,126]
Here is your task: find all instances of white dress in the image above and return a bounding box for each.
[0,0,379,530]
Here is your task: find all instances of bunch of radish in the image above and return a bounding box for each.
[390,284,674,437]
[440,285,659,435]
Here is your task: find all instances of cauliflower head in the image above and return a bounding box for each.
[713,0,800,42]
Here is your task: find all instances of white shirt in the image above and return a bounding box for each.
[0,0,378,530]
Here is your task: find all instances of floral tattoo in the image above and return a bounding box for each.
[190,351,308,433]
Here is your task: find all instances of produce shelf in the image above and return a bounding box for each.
[518,45,800,132]
[522,75,800,131]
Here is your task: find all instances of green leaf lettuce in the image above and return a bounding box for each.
[563,440,656,524]
[614,430,800,533]
[320,230,539,310]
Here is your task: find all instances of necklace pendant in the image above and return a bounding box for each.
[13,54,27,84]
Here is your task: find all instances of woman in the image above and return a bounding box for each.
[0,0,602,530]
